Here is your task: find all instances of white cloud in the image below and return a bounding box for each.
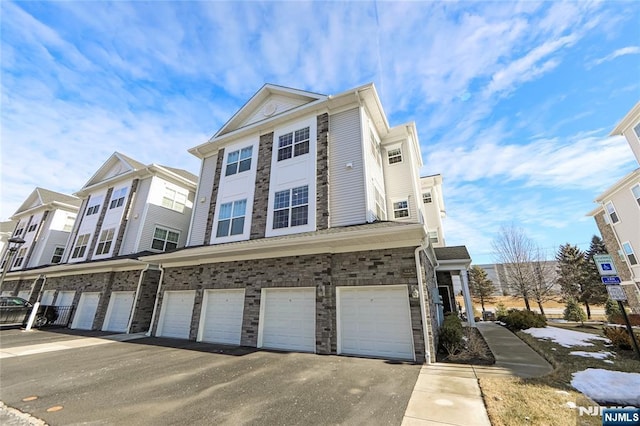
[591,46,640,66]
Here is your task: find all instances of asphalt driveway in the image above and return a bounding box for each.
[0,328,421,425]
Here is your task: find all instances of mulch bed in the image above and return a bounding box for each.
[436,325,496,365]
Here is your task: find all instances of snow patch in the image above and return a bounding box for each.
[569,351,613,360]
[603,360,615,364]
[571,369,640,405]
[523,326,610,348]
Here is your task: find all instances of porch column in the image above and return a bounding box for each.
[460,268,475,326]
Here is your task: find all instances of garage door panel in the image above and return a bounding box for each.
[259,288,315,352]
[199,289,244,345]
[338,286,414,360]
[157,291,195,339]
[71,292,100,330]
[102,291,135,332]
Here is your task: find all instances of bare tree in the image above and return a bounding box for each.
[492,224,535,311]
[529,246,556,316]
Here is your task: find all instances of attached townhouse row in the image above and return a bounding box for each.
[1,83,474,363]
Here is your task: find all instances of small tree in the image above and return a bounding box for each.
[582,235,609,318]
[529,246,556,316]
[564,298,587,324]
[604,298,621,323]
[468,265,495,312]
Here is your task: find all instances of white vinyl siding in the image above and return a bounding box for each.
[383,141,419,221]
[119,178,152,255]
[189,155,217,246]
[329,107,366,227]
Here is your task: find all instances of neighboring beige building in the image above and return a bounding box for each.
[588,101,640,313]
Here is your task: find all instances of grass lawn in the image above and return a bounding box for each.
[478,322,640,426]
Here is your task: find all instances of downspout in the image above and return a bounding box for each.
[414,239,431,364]
[146,264,165,337]
[127,263,150,334]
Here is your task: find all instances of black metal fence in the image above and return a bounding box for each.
[43,305,74,327]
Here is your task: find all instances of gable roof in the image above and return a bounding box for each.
[11,187,81,218]
[78,152,197,195]
[214,84,328,138]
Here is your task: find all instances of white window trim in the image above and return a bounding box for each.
[51,246,65,264]
[387,147,403,165]
[95,228,116,256]
[605,201,619,224]
[423,192,432,204]
[215,199,248,239]
[392,199,410,219]
[109,187,127,209]
[631,183,640,207]
[151,226,180,252]
[277,126,310,162]
[224,145,253,176]
[622,241,638,266]
[71,233,91,259]
[161,186,188,213]
[13,248,27,268]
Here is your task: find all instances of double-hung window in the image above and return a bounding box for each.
[109,188,127,209]
[51,247,65,264]
[225,146,253,176]
[374,186,387,221]
[273,186,309,229]
[71,233,91,258]
[152,227,179,251]
[605,201,619,223]
[393,200,409,218]
[13,248,27,268]
[634,122,640,139]
[95,228,115,255]
[632,184,640,207]
[423,192,432,203]
[27,223,38,233]
[162,187,188,213]
[86,204,100,215]
[622,242,638,266]
[14,224,25,236]
[388,148,402,164]
[278,127,310,161]
[216,199,247,237]
[429,231,439,244]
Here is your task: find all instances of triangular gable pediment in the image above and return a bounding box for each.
[82,152,143,189]
[215,84,327,137]
[13,189,43,216]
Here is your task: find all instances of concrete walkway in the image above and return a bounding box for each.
[402,322,553,425]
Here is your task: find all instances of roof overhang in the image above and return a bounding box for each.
[610,101,640,136]
[1,258,147,281]
[10,201,80,221]
[591,167,640,204]
[141,223,426,268]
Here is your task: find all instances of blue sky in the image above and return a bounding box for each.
[1,1,639,264]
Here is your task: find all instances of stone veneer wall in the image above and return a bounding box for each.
[87,187,114,261]
[113,179,139,256]
[594,212,640,314]
[23,210,50,269]
[420,250,438,363]
[203,150,225,244]
[250,133,274,239]
[130,268,161,333]
[157,247,428,362]
[316,113,329,230]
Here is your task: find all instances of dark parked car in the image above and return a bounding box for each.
[0,296,58,327]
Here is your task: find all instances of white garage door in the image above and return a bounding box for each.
[102,291,135,332]
[198,289,245,345]
[40,290,56,305]
[71,292,100,330]
[55,291,75,306]
[157,290,195,339]
[337,285,415,361]
[258,287,315,353]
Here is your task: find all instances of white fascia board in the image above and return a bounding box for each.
[141,223,426,268]
[2,258,147,280]
[592,168,640,203]
[147,164,197,188]
[610,101,640,136]
[436,259,472,270]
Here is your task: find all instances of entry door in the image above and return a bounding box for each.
[71,292,100,330]
[157,291,195,339]
[337,285,414,360]
[198,289,245,345]
[102,291,135,332]
[258,288,316,353]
